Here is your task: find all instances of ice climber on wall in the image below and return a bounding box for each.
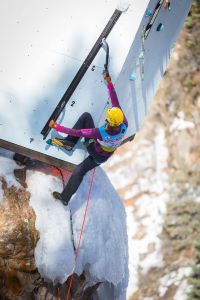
[49,72,128,205]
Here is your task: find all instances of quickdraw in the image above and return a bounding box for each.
[139,27,146,80]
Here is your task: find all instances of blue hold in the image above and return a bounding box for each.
[168,2,171,10]
[157,23,164,32]
[130,72,136,81]
[145,9,153,17]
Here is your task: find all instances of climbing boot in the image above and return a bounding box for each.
[52,191,69,206]
[51,138,76,151]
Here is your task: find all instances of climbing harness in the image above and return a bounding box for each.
[65,168,96,300]
[97,122,127,152]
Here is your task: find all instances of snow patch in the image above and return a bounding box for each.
[158,267,192,297]
[174,279,192,300]
[27,170,75,283]
[170,111,195,132]
[0,149,21,200]
[126,206,139,297]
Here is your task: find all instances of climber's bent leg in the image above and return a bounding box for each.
[61,156,98,203]
[64,112,95,146]
[53,156,99,205]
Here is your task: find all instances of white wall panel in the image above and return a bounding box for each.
[0,0,192,166]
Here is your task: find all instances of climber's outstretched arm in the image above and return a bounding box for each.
[104,72,128,127]
[49,120,101,139]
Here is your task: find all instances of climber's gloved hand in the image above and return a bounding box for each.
[49,120,57,129]
[103,71,112,83]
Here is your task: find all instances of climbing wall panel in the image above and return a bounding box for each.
[0,0,192,168]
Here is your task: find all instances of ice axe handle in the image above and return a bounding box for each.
[101,39,109,73]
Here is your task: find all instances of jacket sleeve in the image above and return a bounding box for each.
[107,82,128,127]
[55,124,101,139]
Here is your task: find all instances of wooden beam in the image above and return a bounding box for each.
[0,134,135,171]
[0,139,76,172]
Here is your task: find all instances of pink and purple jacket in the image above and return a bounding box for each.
[55,82,128,157]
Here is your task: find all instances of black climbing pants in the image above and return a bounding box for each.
[64,112,95,144]
[61,112,108,203]
[61,155,99,203]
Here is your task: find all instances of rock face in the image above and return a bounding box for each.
[0,181,39,299]
[0,168,102,300]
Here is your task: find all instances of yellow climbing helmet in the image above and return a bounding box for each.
[106,107,124,127]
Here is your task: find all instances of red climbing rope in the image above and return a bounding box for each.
[56,167,65,300]
[57,287,60,300]
[66,167,96,300]
[53,166,65,188]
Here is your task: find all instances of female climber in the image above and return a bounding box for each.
[49,72,128,205]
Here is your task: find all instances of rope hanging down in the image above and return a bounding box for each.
[57,287,60,300]
[65,167,96,300]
